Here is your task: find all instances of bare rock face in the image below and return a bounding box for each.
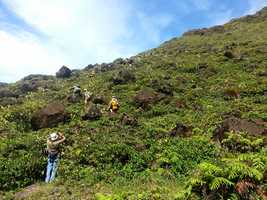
[213,117,267,142]
[31,102,70,130]
[133,89,163,109]
[56,66,72,78]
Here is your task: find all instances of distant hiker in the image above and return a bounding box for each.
[45,132,65,183]
[89,70,96,77]
[84,89,93,105]
[72,85,82,97]
[108,96,119,113]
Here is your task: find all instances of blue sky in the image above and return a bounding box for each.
[0,0,266,82]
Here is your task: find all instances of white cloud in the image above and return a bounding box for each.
[0,30,63,82]
[246,0,267,14]
[0,0,178,82]
[0,0,143,82]
[2,0,266,83]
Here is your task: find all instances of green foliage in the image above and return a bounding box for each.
[1,8,267,199]
[222,131,264,152]
[155,137,218,176]
[0,134,46,191]
[183,150,267,199]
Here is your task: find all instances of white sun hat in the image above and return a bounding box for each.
[50,132,59,141]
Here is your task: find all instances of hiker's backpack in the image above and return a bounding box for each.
[111,99,119,110]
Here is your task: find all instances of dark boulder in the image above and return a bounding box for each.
[56,66,72,78]
[113,58,125,65]
[112,69,136,85]
[169,123,191,137]
[84,64,95,71]
[0,89,19,98]
[19,82,39,93]
[82,104,102,120]
[213,117,267,142]
[224,50,236,59]
[121,113,138,126]
[133,89,163,109]
[113,58,134,66]
[22,74,53,81]
[31,102,70,130]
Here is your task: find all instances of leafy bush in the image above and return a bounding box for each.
[0,135,46,191]
[222,131,264,152]
[181,151,267,199]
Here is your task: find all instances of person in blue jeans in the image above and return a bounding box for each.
[45,132,65,183]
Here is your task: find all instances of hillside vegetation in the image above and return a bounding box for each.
[0,7,267,200]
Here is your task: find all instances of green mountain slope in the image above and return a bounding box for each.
[0,8,267,200]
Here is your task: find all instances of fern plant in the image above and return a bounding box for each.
[183,150,267,200]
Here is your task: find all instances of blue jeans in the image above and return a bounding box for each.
[45,153,59,183]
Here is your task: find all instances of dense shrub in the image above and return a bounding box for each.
[0,136,46,191]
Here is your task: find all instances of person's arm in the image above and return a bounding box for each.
[53,134,65,145]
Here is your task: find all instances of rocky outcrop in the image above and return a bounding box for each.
[19,82,39,93]
[31,102,70,130]
[113,58,134,66]
[84,64,95,71]
[0,88,19,98]
[183,25,226,36]
[213,117,267,142]
[22,74,54,81]
[56,66,72,78]
[133,89,163,109]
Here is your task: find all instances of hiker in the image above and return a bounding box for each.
[45,132,65,183]
[72,85,82,97]
[84,89,93,105]
[89,70,96,77]
[108,96,119,113]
